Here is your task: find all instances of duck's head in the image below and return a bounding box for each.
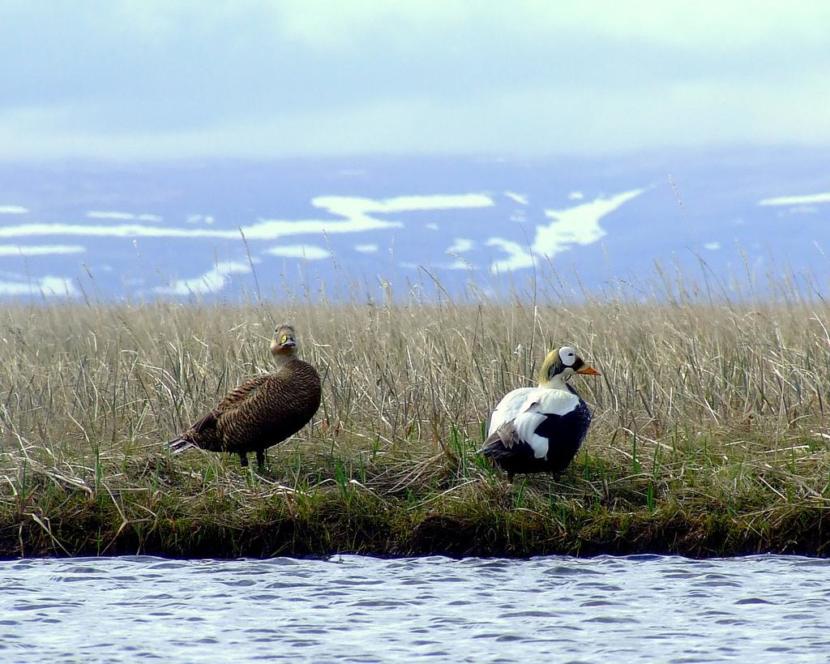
[539,345,600,387]
[270,323,298,358]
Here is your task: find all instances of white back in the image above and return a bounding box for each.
[533,388,579,416]
[488,387,534,435]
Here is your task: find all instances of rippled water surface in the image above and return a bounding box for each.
[1,554,829,662]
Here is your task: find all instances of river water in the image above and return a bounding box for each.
[0,554,828,662]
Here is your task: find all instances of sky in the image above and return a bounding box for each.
[1,0,829,160]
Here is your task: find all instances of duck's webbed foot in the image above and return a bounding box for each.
[238,452,249,467]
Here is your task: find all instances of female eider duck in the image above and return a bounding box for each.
[168,324,322,469]
[481,346,599,482]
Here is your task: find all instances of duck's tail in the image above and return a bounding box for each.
[166,436,195,454]
[166,411,217,454]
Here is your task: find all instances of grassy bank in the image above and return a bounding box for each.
[1,292,829,558]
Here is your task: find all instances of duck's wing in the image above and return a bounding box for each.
[487,387,535,436]
[214,374,271,415]
[169,375,271,452]
[215,361,322,449]
[480,419,537,464]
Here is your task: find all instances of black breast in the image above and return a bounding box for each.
[533,397,592,473]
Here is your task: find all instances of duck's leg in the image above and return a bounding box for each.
[256,449,266,469]
[507,471,515,484]
[238,451,249,467]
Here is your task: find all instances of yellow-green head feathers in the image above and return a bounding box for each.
[538,349,562,386]
[538,346,600,386]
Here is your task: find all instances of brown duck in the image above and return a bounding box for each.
[167,324,321,468]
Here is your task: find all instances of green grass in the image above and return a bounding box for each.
[1,289,829,558]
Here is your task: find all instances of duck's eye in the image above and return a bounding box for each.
[280,334,289,343]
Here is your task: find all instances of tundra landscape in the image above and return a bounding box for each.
[2,273,827,558]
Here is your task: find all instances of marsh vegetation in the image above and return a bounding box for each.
[1,274,828,558]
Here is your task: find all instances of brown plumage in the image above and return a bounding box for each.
[167,324,321,468]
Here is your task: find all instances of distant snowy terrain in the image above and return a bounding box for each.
[0,150,828,300]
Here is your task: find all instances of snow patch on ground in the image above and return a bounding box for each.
[186,214,215,225]
[0,244,85,256]
[537,189,644,255]
[264,245,331,260]
[442,259,477,271]
[504,191,528,205]
[759,192,830,206]
[155,260,253,296]
[315,193,493,214]
[2,194,490,243]
[0,275,78,297]
[400,259,477,271]
[487,188,644,273]
[446,238,474,254]
[487,238,535,273]
[87,211,163,222]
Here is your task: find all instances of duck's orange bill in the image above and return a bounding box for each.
[576,366,601,376]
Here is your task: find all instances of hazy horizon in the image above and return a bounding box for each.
[2,2,829,160]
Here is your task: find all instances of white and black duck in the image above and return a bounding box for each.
[481,346,600,482]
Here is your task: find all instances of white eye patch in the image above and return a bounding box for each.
[559,346,577,366]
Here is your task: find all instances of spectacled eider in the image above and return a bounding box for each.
[167,324,322,469]
[481,346,600,482]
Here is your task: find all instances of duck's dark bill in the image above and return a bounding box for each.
[576,366,601,375]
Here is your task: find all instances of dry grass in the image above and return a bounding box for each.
[1,279,829,558]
